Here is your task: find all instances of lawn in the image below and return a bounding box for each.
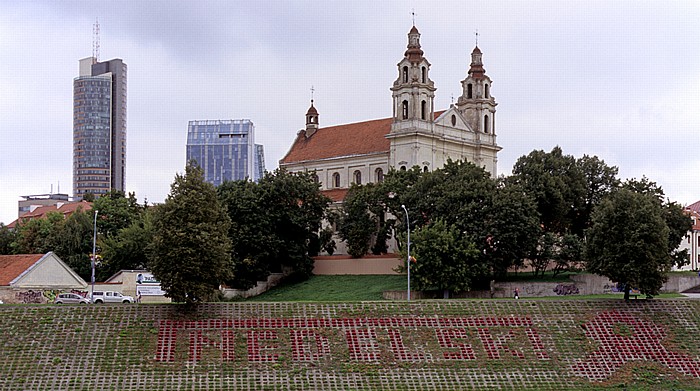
[243,274,407,302]
[241,274,685,302]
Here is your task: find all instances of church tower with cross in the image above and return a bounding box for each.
[280,23,501,200]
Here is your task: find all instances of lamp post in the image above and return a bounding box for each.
[91,209,98,301]
[401,204,411,302]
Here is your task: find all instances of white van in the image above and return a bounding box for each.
[91,291,134,304]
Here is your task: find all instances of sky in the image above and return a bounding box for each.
[1,0,699,225]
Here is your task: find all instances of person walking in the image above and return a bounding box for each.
[514,288,520,299]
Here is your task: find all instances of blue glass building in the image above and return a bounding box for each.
[186,119,265,186]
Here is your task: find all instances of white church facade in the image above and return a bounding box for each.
[280,25,502,203]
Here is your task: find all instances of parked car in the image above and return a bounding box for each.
[54,293,90,304]
[91,291,134,304]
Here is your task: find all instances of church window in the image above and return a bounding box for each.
[402,66,408,83]
[421,100,427,120]
[311,174,319,183]
[402,100,409,119]
[421,66,426,83]
[467,84,473,99]
[484,115,489,133]
[332,172,340,188]
[451,115,456,126]
[423,166,429,172]
[400,166,407,171]
[485,84,490,98]
[353,170,362,184]
[375,168,384,183]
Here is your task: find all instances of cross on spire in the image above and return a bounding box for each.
[475,29,479,46]
[411,9,415,26]
[310,85,315,103]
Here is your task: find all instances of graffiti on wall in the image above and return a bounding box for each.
[15,290,46,304]
[553,284,579,295]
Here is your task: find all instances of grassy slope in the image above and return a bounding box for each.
[244,275,407,301]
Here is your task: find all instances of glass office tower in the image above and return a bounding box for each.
[73,57,127,198]
[186,119,265,186]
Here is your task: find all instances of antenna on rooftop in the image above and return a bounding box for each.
[92,18,100,63]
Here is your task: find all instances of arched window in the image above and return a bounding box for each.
[311,174,319,183]
[375,168,384,183]
[400,166,407,171]
[353,170,362,185]
[484,114,489,133]
[467,84,473,99]
[332,172,340,188]
[485,84,490,98]
[451,114,456,126]
[421,100,427,120]
[421,66,426,83]
[402,66,408,83]
[402,100,409,119]
[423,166,429,172]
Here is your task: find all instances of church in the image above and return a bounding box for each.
[280,24,501,204]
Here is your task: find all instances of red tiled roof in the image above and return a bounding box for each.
[280,111,446,165]
[322,189,350,203]
[686,200,700,214]
[0,254,43,286]
[8,201,92,229]
[280,117,393,165]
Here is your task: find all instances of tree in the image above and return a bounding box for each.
[218,169,330,289]
[99,209,153,280]
[14,211,65,254]
[509,147,586,234]
[572,155,620,235]
[484,181,540,278]
[0,224,17,255]
[51,209,94,281]
[622,177,693,269]
[585,189,671,300]
[93,190,143,238]
[149,163,232,303]
[338,184,379,258]
[406,219,483,298]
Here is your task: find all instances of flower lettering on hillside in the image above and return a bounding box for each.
[154,317,549,364]
[570,310,700,380]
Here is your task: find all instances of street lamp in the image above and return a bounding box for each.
[91,209,98,301]
[401,204,411,302]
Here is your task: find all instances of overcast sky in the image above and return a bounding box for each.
[1,0,699,225]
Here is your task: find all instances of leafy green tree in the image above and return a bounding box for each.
[149,163,232,303]
[0,224,17,255]
[484,181,540,277]
[585,189,671,300]
[622,177,693,268]
[99,209,153,280]
[407,219,483,298]
[509,146,585,234]
[218,169,330,289]
[338,184,379,258]
[573,155,620,235]
[51,209,94,280]
[93,190,143,237]
[14,211,65,254]
[555,233,584,275]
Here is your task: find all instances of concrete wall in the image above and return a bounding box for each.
[313,255,402,275]
[383,273,700,300]
[222,273,285,299]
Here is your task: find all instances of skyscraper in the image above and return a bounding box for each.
[186,119,265,186]
[73,57,127,198]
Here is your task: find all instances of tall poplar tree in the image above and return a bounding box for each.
[149,163,232,303]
